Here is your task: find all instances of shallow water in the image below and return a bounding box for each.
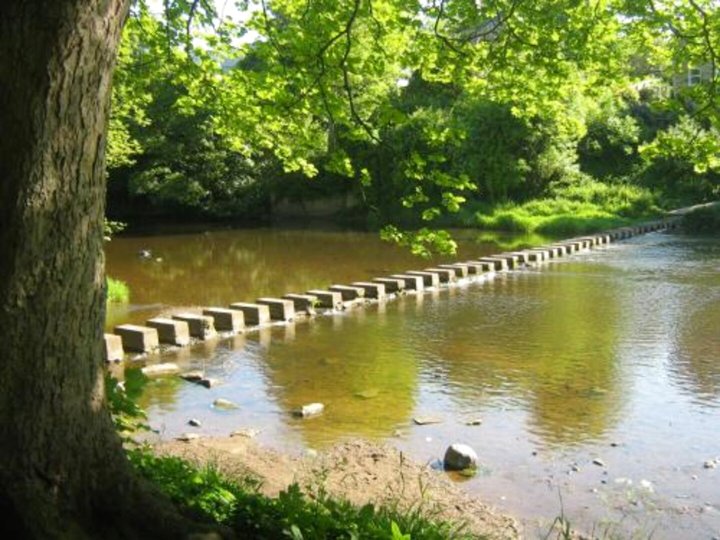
[108,229,720,538]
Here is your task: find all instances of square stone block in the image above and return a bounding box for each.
[351,282,386,299]
[423,268,456,283]
[283,293,318,314]
[475,257,508,271]
[256,298,296,321]
[103,333,124,362]
[406,270,440,287]
[389,274,425,291]
[306,289,343,309]
[372,277,405,293]
[329,284,365,301]
[229,302,271,325]
[438,264,469,278]
[114,324,159,353]
[147,317,191,346]
[203,308,244,332]
[172,313,216,340]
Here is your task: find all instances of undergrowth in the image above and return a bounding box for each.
[681,204,720,234]
[129,449,477,539]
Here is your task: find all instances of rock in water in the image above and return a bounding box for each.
[213,398,238,410]
[294,403,324,417]
[141,363,180,377]
[444,443,479,471]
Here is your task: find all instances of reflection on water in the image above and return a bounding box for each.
[114,230,720,538]
[105,227,546,329]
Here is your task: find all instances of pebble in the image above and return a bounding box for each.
[212,398,238,409]
[465,418,483,426]
[176,433,200,442]
[592,458,606,467]
[188,418,202,427]
[571,464,580,472]
[703,459,717,469]
[198,377,218,388]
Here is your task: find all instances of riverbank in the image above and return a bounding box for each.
[155,436,521,539]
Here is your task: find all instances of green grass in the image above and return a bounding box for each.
[129,449,477,540]
[107,277,130,303]
[473,178,660,236]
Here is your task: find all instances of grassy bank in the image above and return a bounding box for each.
[129,449,477,540]
[469,178,661,236]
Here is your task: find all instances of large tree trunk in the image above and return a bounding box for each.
[0,2,199,538]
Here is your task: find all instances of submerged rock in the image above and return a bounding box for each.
[188,418,202,427]
[198,377,218,388]
[213,398,238,410]
[413,416,442,425]
[592,458,606,467]
[444,443,479,471]
[181,371,205,382]
[294,403,325,417]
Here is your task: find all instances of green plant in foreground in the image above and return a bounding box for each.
[129,449,478,539]
[107,277,130,303]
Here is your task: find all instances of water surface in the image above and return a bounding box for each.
[108,230,720,538]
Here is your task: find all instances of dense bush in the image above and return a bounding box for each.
[681,205,720,234]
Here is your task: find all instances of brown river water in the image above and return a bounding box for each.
[106,226,720,539]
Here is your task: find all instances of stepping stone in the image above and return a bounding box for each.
[114,324,159,353]
[103,333,124,362]
[465,261,495,273]
[372,277,405,293]
[423,268,456,283]
[506,252,531,265]
[229,302,271,325]
[329,284,365,301]
[283,293,318,314]
[351,282,386,299]
[172,313,216,340]
[306,289,343,309]
[147,317,191,346]
[389,274,425,291]
[256,297,295,321]
[203,307,244,333]
[405,271,439,287]
[475,257,508,271]
[438,264,469,278]
[494,254,521,268]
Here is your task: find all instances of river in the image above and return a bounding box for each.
[105,226,720,539]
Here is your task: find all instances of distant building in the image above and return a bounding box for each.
[672,63,715,92]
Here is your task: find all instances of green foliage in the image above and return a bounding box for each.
[129,449,475,539]
[107,277,130,304]
[106,0,720,244]
[105,374,149,439]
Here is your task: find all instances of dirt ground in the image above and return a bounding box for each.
[158,436,521,539]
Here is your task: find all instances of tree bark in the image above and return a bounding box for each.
[0,2,197,538]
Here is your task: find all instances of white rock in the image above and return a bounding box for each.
[188,418,202,427]
[230,428,260,438]
[443,443,479,471]
[176,433,200,442]
[295,403,324,417]
[703,460,717,469]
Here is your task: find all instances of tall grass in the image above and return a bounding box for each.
[474,177,660,236]
[107,277,130,303]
